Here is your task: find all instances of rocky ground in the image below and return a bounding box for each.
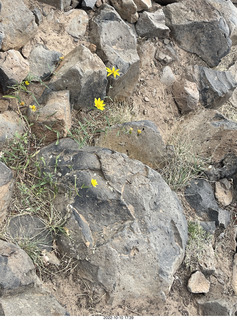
[0,0,237,316]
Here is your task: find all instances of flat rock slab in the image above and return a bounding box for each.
[39,138,188,306]
[163,0,231,67]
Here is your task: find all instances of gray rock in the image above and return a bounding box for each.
[28,44,62,81]
[198,299,237,316]
[7,214,53,251]
[64,9,89,38]
[40,45,107,110]
[0,111,25,146]
[0,50,29,94]
[163,0,231,67]
[81,0,97,9]
[207,0,237,45]
[32,7,43,25]
[185,178,230,228]
[29,90,71,143]
[135,9,170,39]
[0,0,38,51]
[0,162,14,223]
[195,66,237,108]
[110,0,138,23]
[160,66,176,86]
[36,0,71,10]
[90,4,140,100]
[0,240,39,296]
[172,78,199,114]
[38,139,188,305]
[0,287,67,316]
[95,120,168,169]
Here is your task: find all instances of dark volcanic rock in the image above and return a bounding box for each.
[38,138,188,306]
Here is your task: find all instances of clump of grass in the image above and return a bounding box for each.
[160,136,208,191]
[184,221,213,272]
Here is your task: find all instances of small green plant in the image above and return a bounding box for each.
[184,221,213,272]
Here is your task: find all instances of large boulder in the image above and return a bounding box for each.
[38,139,188,306]
[40,45,107,110]
[90,5,140,99]
[163,0,232,67]
[0,0,38,51]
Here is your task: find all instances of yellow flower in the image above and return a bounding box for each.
[29,104,37,112]
[106,66,120,79]
[25,81,30,86]
[91,178,98,188]
[137,129,142,135]
[59,56,64,60]
[94,98,105,111]
[129,127,133,134]
[19,101,25,106]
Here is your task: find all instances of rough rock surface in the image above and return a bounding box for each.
[0,162,14,224]
[185,178,230,227]
[172,78,199,114]
[28,44,62,81]
[0,0,38,51]
[7,214,53,251]
[0,50,29,94]
[64,9,89,38]
[90,5,140,99]
[207,0,237,44]
[194,66,237,108]
[95,120,168,169]
[0,111,24,146]
[198,299,237,316]
[135,9,170,39]
[38,138,188,305]
[110,0,138,23]
[1,288,67,316]
[134,0,152,11]
[0,239,39,296]
[187,271,210,293]
[163,0,232,67]
[174,109,237,164]
[29,90,71,143]
[41,45,107,110]
[215,179,233,207]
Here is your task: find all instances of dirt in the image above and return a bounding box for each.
[20,0,237,316]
